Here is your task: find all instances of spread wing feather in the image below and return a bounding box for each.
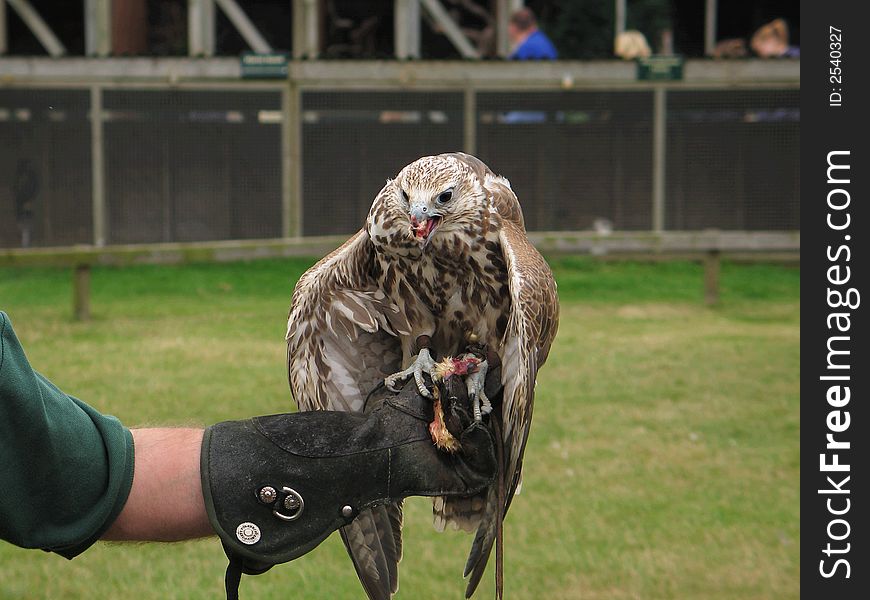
[440,153,559,598]
[499,220,558,499]
[287,230,410,412]
[286,229,408,598]
[462,219,559,598]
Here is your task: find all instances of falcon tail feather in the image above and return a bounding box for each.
[339,505,401,600]
[463,486,498,597]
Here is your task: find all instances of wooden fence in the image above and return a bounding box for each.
[0,230,799,320]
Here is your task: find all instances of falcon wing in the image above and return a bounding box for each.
[286,229,410,599]
[287,229,410,411]
[464,221,560,598]
[497,219,559,509]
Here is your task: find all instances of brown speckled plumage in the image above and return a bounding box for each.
[286,152,559,599]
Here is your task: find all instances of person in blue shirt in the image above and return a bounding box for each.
[508,7,558,60]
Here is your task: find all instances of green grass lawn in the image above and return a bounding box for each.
[0,258,799,599]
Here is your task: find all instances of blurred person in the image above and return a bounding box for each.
[502,6,557,123]
[614,30,652,59]
[751,18,799,58]
[508,7,558,60]
[712,38,749,58]
[0,311,495,599]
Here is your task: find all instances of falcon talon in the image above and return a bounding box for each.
[465,360,489,423]
[480,391,493,416]
[412,348,437,399]
[385,347,436,399]
[471,388,493,422]
[384,373,405,392]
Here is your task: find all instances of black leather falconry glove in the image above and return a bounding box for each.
[201,375,497,599]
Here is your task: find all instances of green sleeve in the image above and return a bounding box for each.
[0,311,135,559]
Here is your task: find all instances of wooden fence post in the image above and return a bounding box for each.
[73,264,91,321]
[704,250,720,306]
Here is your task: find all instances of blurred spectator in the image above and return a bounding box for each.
[658,29,674,55]
[750,18,799,58]
[503,7,556,123]
[508,8,558,60]
[712,38,749,58]
[614,30,652,59]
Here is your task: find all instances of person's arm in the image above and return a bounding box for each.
[103,428,213,541]
[1,312,135,558]
[2,307,496,595]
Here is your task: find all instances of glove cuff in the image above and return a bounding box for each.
[200,419,369,572]
[200,383,496,599]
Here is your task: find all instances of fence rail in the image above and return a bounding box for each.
[0,230,800,268]
[0,57,799,85]
[0,230,799,320]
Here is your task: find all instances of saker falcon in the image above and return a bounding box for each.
[286,152,559,598]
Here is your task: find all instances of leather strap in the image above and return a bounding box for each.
[224,560,242,600]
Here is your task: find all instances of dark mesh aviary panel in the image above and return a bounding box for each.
[302,91,464,236]
[1,85,801,251]
[0,89,92,248]
[665,89,800,230]
[477,91,654,232]
[104,90,282,243]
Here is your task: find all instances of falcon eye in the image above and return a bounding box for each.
[437,190,453,204]
[401,189,409,202]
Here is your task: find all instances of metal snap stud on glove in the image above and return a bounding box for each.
[273,487,304,521]
[257,486,277,505]
[235,522,261,545]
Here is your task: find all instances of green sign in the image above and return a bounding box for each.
[241,53,289,79]
[636,56,684,81]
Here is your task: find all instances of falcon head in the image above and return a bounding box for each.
[367,154,489,257]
